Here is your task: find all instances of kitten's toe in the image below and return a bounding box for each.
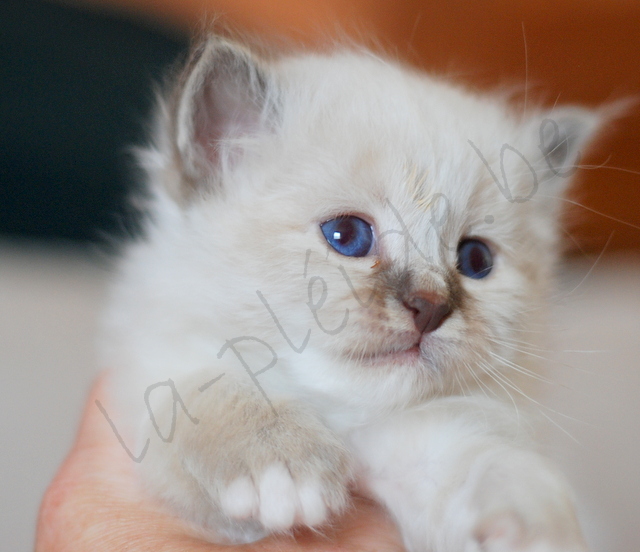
[219,476,258,520]
[219,462,346,534]
[297,479,328,526]
[258,463,298,530]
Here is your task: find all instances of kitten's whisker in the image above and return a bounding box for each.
[575,159,640,177]
[489,338,551,362]
[563,230,614,297]
[559,349,607,354]
[489,337,599,375]
[489,348,547,371]
[465,362,497,400]
[536,408,583,447]
[488,351,556,386]
[510,304,548,316]
[559,225,589,255]
[479,359,538,405]
[481,359,588,424]
[456,369,479,399]
[453,372,467,397]
[489,335,548,352]
[474,357,520,423]
[540,195,640,232]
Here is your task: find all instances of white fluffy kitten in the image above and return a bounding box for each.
[101,35,600,551]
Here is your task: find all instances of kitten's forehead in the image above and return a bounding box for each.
[276,51,520,206]
[278,52,518,146]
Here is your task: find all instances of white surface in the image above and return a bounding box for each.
[544,256,640,552]
[0,240,638,550]
[0,241,109,550]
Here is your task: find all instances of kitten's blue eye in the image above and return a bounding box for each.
[321,216,373,257]
[457,239,493,279]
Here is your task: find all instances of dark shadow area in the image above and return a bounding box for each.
[0,0,188,245]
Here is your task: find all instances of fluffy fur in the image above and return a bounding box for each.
[101,35,600,550]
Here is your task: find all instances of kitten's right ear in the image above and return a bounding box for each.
[170,36,275,198]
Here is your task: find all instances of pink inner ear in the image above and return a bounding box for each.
[192,76,264,169]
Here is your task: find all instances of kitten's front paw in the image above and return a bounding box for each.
[219,461,344,531]
[464,451,589,552]
[187,401,353,543]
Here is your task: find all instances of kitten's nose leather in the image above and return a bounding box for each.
[403,293,451,334]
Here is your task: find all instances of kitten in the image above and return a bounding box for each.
[100,35,600,551]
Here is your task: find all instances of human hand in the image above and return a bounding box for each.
[36,374,403,552]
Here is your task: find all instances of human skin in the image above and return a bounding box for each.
[36,375,403,552]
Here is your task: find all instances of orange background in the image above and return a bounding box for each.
[68,0,640,254]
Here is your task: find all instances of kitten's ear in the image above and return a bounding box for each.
[532,106,600,186]
[171,36,275,197]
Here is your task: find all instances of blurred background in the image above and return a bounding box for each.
[0,0,638,549]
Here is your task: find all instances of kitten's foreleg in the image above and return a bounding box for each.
[136,370,353,544]
[348,398,588,552]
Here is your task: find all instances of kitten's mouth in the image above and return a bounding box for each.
[352,343,422,366]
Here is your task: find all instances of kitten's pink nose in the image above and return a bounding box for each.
[403,293,451,334]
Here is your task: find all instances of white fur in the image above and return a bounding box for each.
[349,398,587,551]
[219,476,256,519]
[100,36,599,549]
